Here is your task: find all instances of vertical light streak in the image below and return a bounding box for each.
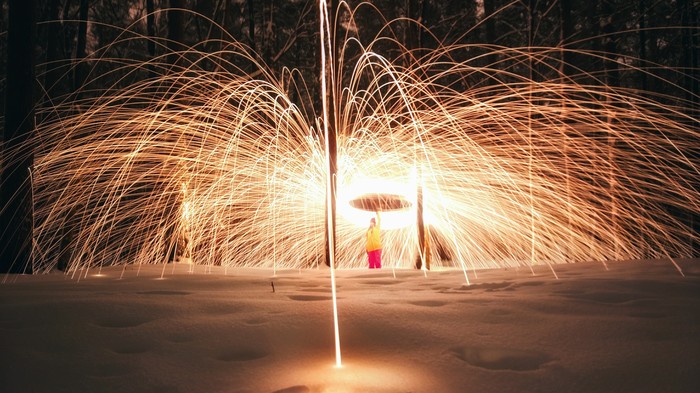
[320,0,342,368]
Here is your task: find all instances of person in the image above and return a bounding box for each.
[366,211,382,268]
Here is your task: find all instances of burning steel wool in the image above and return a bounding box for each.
[25,2,698,280]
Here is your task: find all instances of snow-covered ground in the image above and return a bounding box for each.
[2,259,699,393]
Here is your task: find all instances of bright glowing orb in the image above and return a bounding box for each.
[338,178,418,229]
[348,193,412,211]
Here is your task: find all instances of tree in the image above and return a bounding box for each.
[678,0,699,110]
[481,0,498,86]
[599,0,620,88]
[559,0,574,259]
[638,0,648,93]
[43,0,66,103]
[676,0,700,255]
[74,0,89,95]
[1,0,36,273]
[404,0,427,268]
[599,0,621,259]
[559,0,574,80]
[483,0,496,45]
[263,0,275,66]
[167,0,185,70]
[247,0,255,73]
[0,1,8,117]
[147,0,156,78]
[324,0,338,267]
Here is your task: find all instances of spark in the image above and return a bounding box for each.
[20,3,698,280]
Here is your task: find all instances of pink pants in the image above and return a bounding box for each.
[367,249,382,269]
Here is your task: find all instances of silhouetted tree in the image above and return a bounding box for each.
[678,0,699,109]
[1,0,36,273]
[247,0,255,72]
[638,0,648,93]
[167,0,185,70]
[43,0,66,102]
[146,0,156,77]
[324,0,338,267]
[73,0,89,95]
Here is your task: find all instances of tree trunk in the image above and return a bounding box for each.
[45,0,72,270]
[415,173,425,269]
[163,0,187,262]
[482,0,497,85]
[559,0,574,260]
[263,0,274,67]
[483,0,495,44]
[74,0,89,95]
[527,0,537,271]
[1,0,36,274]
[599,0,620,259]
[638,0,648,93]
[44,0,64,102]
[146,0,156,78]
[559,0,573,79]
[404,0,419,53]
[247,0,255,72]
[167,0,185,70]
[678,0,699,109]
[600,2,620,87]
[323,0,338,267]
[405,0,427,268]
[677,0,699,256]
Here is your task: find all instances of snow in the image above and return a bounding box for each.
[1,259,699,393]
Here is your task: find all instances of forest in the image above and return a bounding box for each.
[0,0,696,119]
[1,0,698,273]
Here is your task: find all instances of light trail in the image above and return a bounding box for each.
[319,0,342,368]
[21,4,698,279]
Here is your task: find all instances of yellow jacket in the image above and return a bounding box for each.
[366,214,381,251]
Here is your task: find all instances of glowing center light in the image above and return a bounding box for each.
[338,178,417,229]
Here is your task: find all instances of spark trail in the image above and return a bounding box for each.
[19,4,700,276]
